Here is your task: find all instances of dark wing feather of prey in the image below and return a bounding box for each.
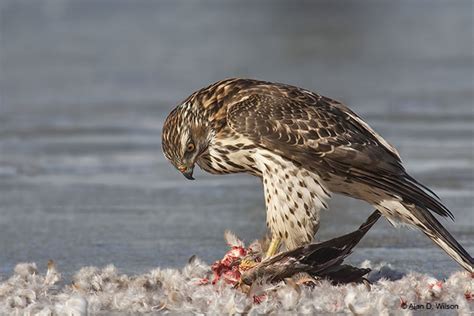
[241,210,381,285]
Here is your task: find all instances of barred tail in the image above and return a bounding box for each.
[378,199,473,273]
[410,205,473,273]
[332,156,473,272]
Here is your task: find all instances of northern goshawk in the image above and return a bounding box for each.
[161,78,473,272]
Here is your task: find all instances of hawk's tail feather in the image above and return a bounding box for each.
[404,204,473,273]
[350,169,471,272]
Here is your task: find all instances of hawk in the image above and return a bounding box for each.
[161,78,473,272]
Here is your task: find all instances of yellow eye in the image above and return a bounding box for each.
[187,143,195,152]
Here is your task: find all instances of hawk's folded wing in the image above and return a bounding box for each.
[227,94,402,175]
[226,93,452,219]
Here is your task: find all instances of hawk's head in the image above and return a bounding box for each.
[161,103,209,180]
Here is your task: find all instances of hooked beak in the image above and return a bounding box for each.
[178,165,195,180]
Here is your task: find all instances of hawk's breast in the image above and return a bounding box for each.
[254,149,331,250]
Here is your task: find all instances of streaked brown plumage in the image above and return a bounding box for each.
[161,78,473,272]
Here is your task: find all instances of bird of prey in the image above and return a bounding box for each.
[161,78,473,272]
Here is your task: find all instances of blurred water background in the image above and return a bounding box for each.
[0,0,473,280]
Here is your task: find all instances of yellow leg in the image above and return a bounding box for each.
[239,259,258,271]
[265,237,281,259]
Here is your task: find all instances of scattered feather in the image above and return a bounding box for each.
[0,258,472,314]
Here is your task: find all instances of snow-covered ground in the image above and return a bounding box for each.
[1,260,472,315]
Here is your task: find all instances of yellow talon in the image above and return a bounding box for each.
[239,259,258,271]
[265,237,281,259]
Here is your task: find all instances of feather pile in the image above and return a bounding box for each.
[1,259,472,315]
